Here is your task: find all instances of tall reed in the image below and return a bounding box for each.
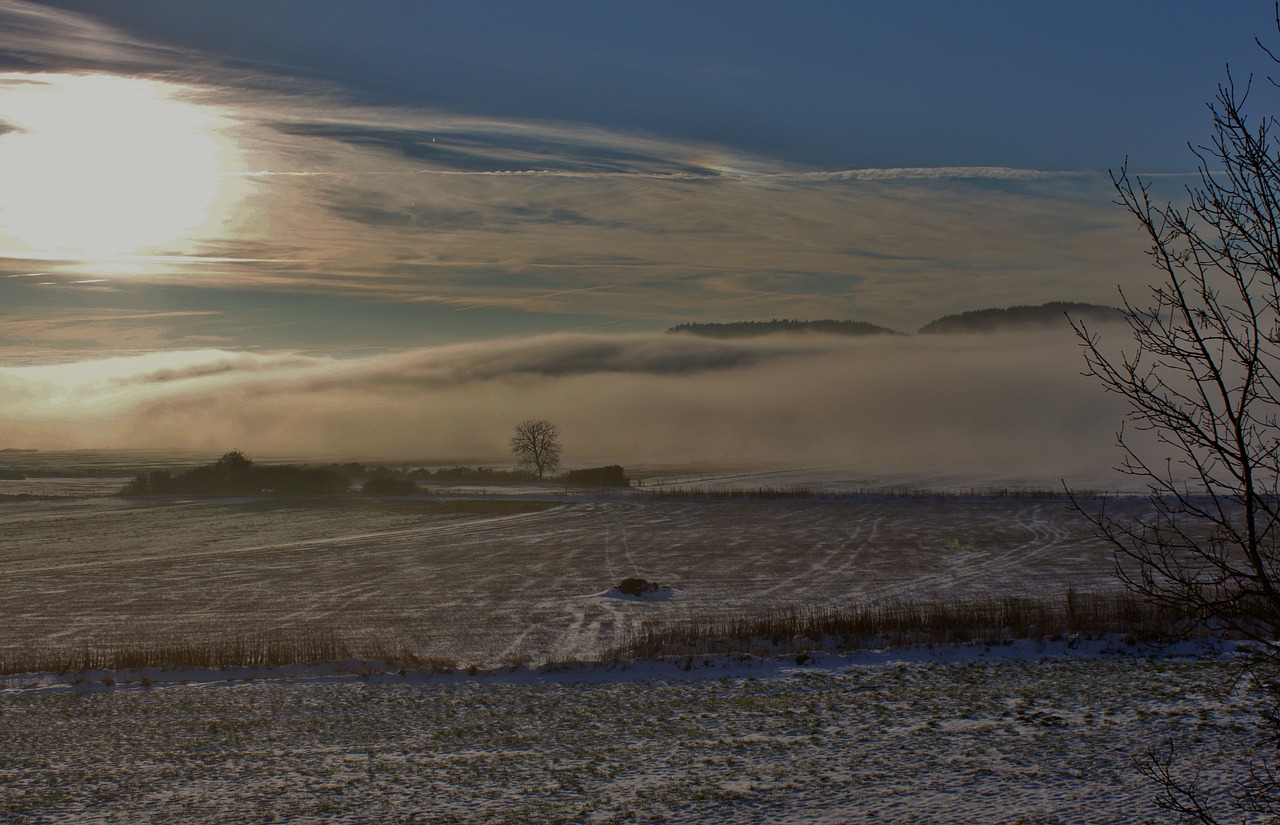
[0,590,1224,676]
[603,589,1200,660]
[0,629,456,676]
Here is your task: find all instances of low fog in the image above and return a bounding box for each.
[0,326,1140,486]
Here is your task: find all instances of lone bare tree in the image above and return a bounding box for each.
[510,418,562,479]
[1073,17,1280,820]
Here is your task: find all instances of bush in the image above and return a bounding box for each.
[119,452,352,496]
[615,577,660,596]
[558,465,630,487]
[409,466,537,483]
[361,477,421,496]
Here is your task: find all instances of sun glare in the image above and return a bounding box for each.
[0,73,242,261]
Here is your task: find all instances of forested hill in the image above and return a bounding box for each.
[668,319,902,338]
[917,302,1122,334]
[667,303,1122,339]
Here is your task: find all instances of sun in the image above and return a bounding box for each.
[0,73,242,261]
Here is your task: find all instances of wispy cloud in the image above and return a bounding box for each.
[0,0,1156,395]
[0,1,195,74]
[0,2,1151,339]
[781,167,1088,182]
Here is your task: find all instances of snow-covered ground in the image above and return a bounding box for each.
[0,456,1255,822]
[0,642,1261,823]
[0,493,1146,667]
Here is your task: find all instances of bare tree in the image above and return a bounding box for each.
[509,418,562,479]
[1072,17,1280,819]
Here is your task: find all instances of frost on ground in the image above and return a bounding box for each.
[0,649,1262,824]
[0,473,1260,822]
[0,494,1143,666]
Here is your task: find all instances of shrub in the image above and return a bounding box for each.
[119,452,352,496]
[361,477,421,496]
[558,465,630,487]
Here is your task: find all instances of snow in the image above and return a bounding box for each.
[0,457,1261,821]
[0,635,1240,693]
[0,641,1263,823]
[0,494,1146,668]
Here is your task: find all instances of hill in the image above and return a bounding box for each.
[917,302,1121,334]
[666,303,1122,339]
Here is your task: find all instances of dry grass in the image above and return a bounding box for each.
[639,486,1109,501]
[640,486,820,500]
[0,630,458,676]
[0,591,1214,676]
[602,589,1201,660]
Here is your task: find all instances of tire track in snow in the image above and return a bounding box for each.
[863,501,1097,603]
[7,506,568,576]
[604,503,640,576]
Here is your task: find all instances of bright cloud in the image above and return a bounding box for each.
[0,1,1154,359]
[0,72,246,260]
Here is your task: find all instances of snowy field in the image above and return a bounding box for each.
[0,453,1255,822]
[0,490,1142,666]
[0,647,1260,823]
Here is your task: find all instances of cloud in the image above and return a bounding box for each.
[271,121,722,177]
[783,167,1087,182]
[203,133,1143,332]
[0,1,1182,495]
[0,1,191,74]
[303,333,808,390]
[0,1,1155,348]
[116,351,317,385]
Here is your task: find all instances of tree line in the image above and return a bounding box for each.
[666,303,1123,339]
[120,422,627,497]
[120,450,351,496]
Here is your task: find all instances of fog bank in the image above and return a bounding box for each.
[0,329,1135,485]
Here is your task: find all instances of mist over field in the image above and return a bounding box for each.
[0,326,1131,483]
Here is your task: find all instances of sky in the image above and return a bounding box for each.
[0,0,1275,478]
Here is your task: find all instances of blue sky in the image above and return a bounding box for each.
[0,0,1274,469]
[33,1,1278,171]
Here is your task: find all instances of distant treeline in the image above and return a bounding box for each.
[121,451,351,496]
[355,465,535,495]
[406,466,535,483]
[917,302,1122,334]
[369,464,629,488]
[667,302,1123,339]
[557,465,630,487]
[121,453,631,497]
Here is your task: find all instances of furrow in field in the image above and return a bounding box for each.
[0,496,1141,665]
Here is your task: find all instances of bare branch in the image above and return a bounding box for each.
[509,418,562,480]
[1074,12,1280,814]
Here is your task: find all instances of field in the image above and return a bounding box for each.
[0,489,1141,668]
[0,455,1258,822]
[0,650,1260,823]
